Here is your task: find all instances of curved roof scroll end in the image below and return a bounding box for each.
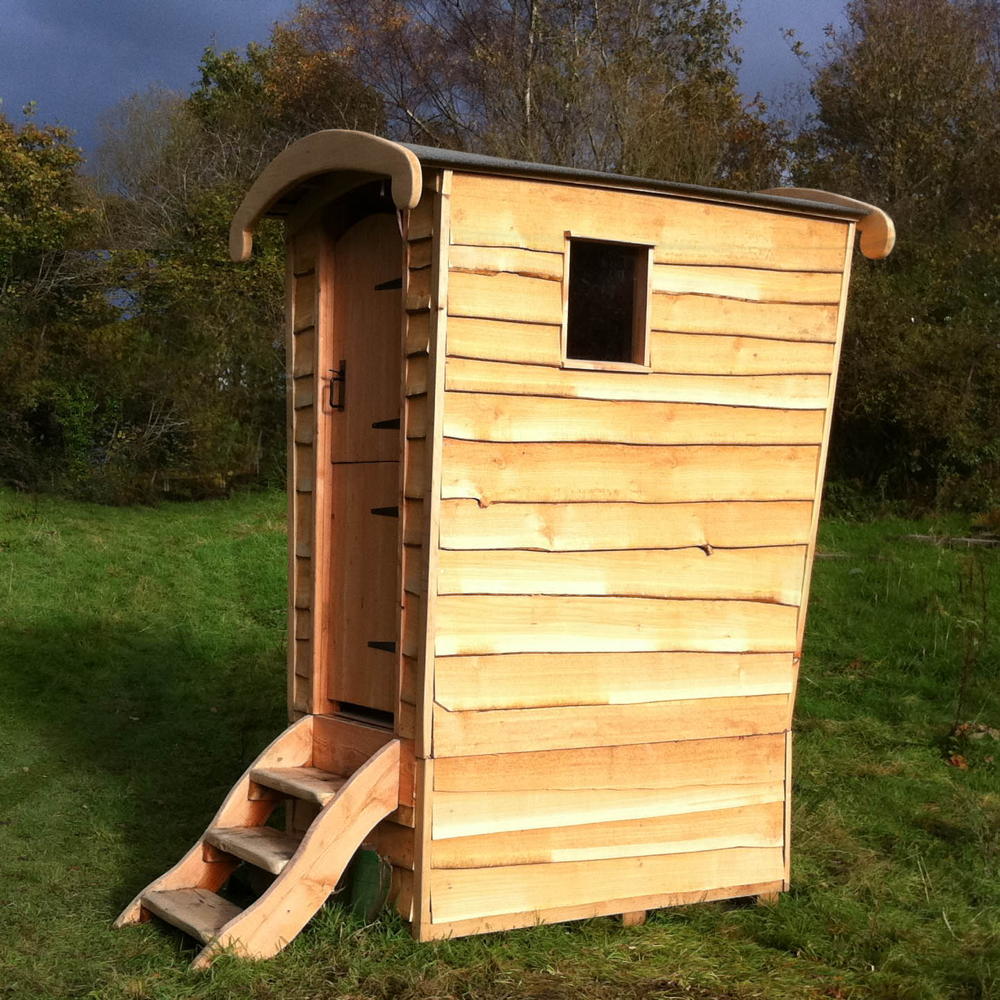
[759,187,896,259]
[229,130,423,261]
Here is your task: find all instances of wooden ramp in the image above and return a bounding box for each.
[115,715,401,968]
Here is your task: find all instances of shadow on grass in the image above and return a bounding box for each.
[0,611,286,913]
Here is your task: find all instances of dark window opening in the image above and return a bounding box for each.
[566,239,647,364]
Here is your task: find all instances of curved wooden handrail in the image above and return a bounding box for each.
[759,187,895,259]
[230,131,422,261]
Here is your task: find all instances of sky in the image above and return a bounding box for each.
[0,0,846,161]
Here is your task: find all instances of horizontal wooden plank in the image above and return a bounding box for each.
[650,332,835,376]
[406,355,429,396]
[652,294,839,343]
[432,801,784,868]
[420,878,783,937]
[447,316,562,366]
[432,693,789,758]
[441,441,820,504]
[446,358,829,409]
[408,237,433,270]
[434,651,794,711]
[652,262,842,304]
[292,275,316,332]
[435,595,798,655]
[405,311,431,355]
[438,499,814,551]
[438,546,806,604]
[436,732,785,792]
[292,329,316,378]
[449,173,851,271]
[450,244,563,281]
[449,270,562,325]
[430,846,786,922]
[443,392,824,445]
[366,821,416,870]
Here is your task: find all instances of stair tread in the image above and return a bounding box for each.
[143,888,242,944]
[250,765,348,806]
[205,825,302,875]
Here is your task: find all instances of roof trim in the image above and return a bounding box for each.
[402,143,866,222]
[229,130,422,262]
[760,188,896,259]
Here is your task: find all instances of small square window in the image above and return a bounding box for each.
[565,238,650,367]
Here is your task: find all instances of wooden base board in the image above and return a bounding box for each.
[411,880,784,940]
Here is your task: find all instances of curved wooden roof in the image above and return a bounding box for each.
[229,130,422,261]
[760,188,896,259]
[230,130,895,262]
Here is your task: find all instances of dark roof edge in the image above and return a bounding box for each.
[402,143,865,221]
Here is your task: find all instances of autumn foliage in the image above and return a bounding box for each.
[0,0,997,506]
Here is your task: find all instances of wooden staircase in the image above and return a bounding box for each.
[115,714,401,969]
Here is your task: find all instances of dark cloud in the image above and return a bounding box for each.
[0,0,846,162]
[0,0,294,157]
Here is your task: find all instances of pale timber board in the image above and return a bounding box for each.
[442,392,825,446]
[448,270,840,343]
[448,316,563,366]
[651,295,840,343]
[450,244,563,281]
[432,801,784,868]
[650,333,836,376]
[419,879,783,939]
[449,246,841,303]
[448,173,851,271]
[433,779,786,840]
[651,263,843,304]
[448,318,837,375]
[435,732,785,792]
[449,270,562,325]
[430,846,786,923]
[439,499,815,551]
[441,441,820,505]
[446,358,829,410]
[435,595,798,656]
[432,693,790,758]
[438,545,807,605]
[434,651,795,711]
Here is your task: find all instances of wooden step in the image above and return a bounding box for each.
[250,765,348,806]
[143,888,242,944]
[205,826,302,875]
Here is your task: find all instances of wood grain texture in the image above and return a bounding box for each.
[442,441,820,504]
[447,316,563,365]
[450,244,563,280]
[438,499,814,551]
[442,392,825,446]
[649,332,836,376]
[430,846,785,923]
[449,269,562,324]
[447,318,836,376]
[651,263,842,304]
[446,358,829,409]
[434,651,794,711]
[651,294,839,343]
[435,594,798,656]
[432,693,789,757]
[449,174,851,270]
[438,545,807,604]
[418,879,783,938]
[432,801,784,868]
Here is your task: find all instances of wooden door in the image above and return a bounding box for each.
[324,211,402,717]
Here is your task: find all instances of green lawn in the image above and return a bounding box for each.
[1,489,997,1000]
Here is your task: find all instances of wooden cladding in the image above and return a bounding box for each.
[448,174,850,271]
[441,441,820,504]
[434,651,795,712]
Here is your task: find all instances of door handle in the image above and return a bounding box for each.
[328,360,346,411]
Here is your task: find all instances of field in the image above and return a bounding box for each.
[1,488,997,1000]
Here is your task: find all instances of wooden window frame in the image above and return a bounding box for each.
[560,232,653,373]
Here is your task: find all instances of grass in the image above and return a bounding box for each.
[0,488,997,1000]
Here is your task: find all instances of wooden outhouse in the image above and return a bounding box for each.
[117,130,894,965]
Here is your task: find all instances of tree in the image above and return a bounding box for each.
[794,0,1000,508]
[283,0,786,187]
